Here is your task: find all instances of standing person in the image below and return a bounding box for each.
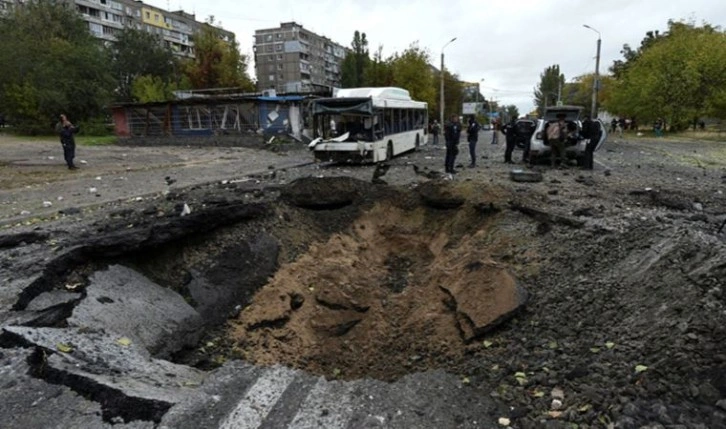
[654,118,663,137]
[502,118,517,164]
[444,114,461,174]
[431,120,441,145]
[55,114,80,170]
[491,119,500,145]
[581,115,594,170]
[546,113,568,168]
[466,116,480,168]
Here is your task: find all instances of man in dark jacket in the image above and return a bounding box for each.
[502,118,517,163]
[55,114,80,170]
[466,116,480,168]
[444,114,461,174]
[582,117,600,170]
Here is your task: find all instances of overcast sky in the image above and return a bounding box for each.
[146,0,724,115]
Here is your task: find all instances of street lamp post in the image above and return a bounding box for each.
[583,24,601,119]
[477,78,484,114]
[440,37,457,127]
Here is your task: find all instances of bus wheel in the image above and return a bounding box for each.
[387,142,394,160]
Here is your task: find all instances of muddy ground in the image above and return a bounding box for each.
[1,131,726,428]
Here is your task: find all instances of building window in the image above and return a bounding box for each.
[275,43,283,52]
[145,11,150,19]
[265,34,272,42]
[269,74,275,81]
[277,54,283,60]
[88,22,103,36]
[277,64,283,70]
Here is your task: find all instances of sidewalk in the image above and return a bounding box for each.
[0,135,311,226]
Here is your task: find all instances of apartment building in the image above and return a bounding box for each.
[254,22,346,94]
[0,0,234,58]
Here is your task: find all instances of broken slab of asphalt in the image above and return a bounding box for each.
[0,348,154,429]
[440,263,529,343]
[5,200,269,314]
[1,325,205,423]
[67,265,204,358]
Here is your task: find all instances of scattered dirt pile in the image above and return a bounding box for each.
[230,182,528,380]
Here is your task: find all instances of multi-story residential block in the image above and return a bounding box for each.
[0,0,234,58]
[254,22,346,94]
[0,0,22,13]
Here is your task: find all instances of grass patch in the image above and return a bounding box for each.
[77,135,117,146]
[664,145,726,168]
[0,132,116,146]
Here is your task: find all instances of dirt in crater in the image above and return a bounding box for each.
[228,188,529,381]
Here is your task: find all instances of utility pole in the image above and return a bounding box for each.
[478,78,484,116]
[439,37,457,126]
[584,25,601,118]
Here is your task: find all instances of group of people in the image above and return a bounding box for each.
[436,115,501,174]
[437,113,601,174]
[545,113,600,169]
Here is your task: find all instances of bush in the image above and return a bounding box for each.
[79,117,114,136]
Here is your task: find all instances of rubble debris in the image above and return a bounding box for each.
[509,202,585,228]
[509,169,543,183]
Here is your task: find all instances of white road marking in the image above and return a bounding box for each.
[219,366,297,429]
[288,378,353,429]
[595,159,611,170]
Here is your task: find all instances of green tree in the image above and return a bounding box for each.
[533,65,565,115]
[562,76,594,114]
[131,75,176,103]
[341,31,370,87]
[606,20,726,129]
[183,18,254,90]
[0,1,114,133]
[364,45,393,87]
[109,27,178,102]
[435,69,464,121]
[504,105,520,121]
[610,30,662,79]
[389,42,436,109]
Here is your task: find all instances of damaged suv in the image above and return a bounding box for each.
[528,105,607,165]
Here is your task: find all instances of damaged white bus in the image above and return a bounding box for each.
[308,87,428,163]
